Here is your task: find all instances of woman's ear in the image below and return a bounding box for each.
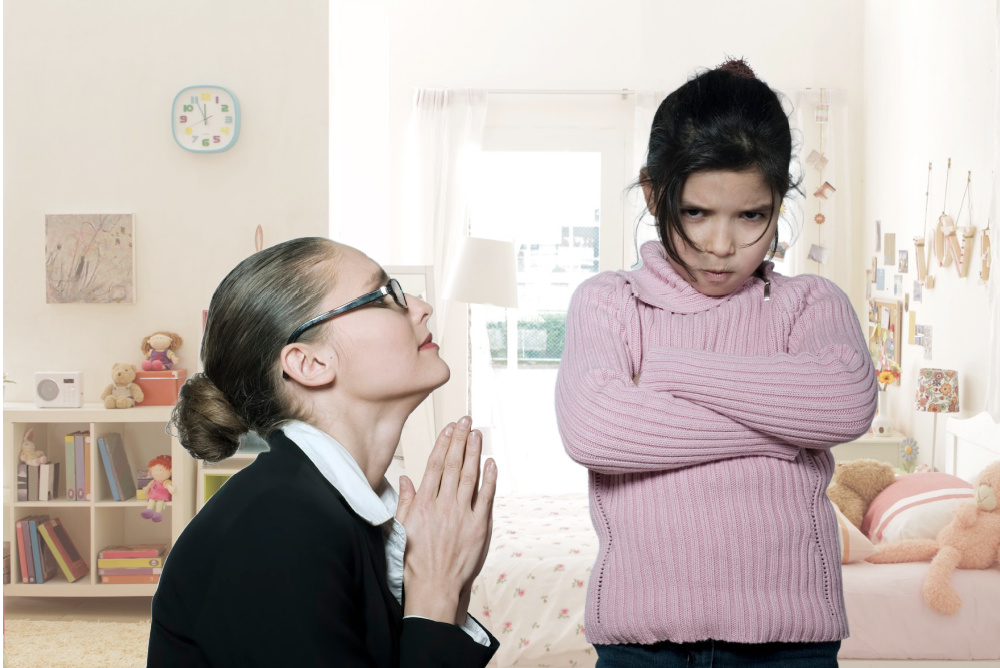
[639,168,657,216]
[280,343,338,387]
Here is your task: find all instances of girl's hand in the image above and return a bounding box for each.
[395,416,498,625]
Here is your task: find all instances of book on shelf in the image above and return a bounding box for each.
[65,433,77,500]
[74,431,89,502]
[84,436,93,501]
[26,465,39,503]
[15,518,32,583]
[19,515,58,584]
[101,573,160,585]
[99,544,167,559]
[136,469,152,500]
[96,555,167,569]
[17,463,28,501]
[38,518,89,583]
[97,433,136,501]
[38,462,60,501]
[3,541,10,585]
[98,567,162,576]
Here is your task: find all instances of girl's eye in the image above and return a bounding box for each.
[743,212,768,222]
[681,208,703,219]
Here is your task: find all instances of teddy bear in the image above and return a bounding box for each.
[826,458,898,529]
[141,331,183,371]
[866,460,1000,615]
[19,428,48,465]
[101,363,145,409]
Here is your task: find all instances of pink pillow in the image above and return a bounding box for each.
[832,504,876,563]
[862,472,974,544]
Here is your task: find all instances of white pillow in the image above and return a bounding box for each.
[832,503,876,563]
[861,472,975,544]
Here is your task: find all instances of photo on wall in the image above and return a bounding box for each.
[45,214,135,304]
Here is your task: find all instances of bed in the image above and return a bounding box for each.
[468,412,1000,667]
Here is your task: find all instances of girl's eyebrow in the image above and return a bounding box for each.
[679,200,772,211]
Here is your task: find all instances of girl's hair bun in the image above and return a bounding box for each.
[716,57,756,80]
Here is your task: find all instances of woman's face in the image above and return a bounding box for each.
[655,169,777,297]
[314,245,450,403]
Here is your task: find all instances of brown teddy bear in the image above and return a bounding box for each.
[101,363,145,409]
[826,458,898,529]
[866,460,1000,615]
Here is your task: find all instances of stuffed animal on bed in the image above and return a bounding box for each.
[866,460,1000,615]
[826,459,898,529]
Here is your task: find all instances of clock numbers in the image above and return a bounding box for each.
[173,86,239,152]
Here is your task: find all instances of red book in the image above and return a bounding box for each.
[101,573,160,584]
[98,543,167,559]
[14,519,30,583]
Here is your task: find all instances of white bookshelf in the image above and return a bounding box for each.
[3,402,195,596]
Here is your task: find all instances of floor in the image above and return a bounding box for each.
[3,596,153,622]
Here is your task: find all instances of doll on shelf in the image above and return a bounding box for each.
[141,455,174,522]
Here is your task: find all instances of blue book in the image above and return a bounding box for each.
[28,517,44,583]
[97,437,121,501]
[104,433,136,501]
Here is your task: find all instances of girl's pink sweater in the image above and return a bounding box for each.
[555,241,877,646]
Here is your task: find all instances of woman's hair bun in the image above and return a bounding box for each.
[716,57,756,80]
[170,372,248,463]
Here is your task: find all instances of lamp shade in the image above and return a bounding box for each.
[915,368,959,413]
[442,236,519,308]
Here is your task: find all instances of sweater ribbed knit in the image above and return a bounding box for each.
[554,241,878,646]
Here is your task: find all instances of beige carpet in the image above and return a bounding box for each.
[4,619,151,667]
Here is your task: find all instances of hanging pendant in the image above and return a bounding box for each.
[981,228,992,282]
[914,238,928,281]
[935,215,954,267]
[814,213,826,225]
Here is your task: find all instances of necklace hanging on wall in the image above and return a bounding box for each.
[808,89,832,268]
[981,217,992,282]
[948,171,977,278]
[915,163,934,288]
[934,158,955,268]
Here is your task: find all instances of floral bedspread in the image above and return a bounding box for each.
[470,493,599,668]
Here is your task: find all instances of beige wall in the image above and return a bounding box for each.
[2,0,329,402]
[863,0,996,466]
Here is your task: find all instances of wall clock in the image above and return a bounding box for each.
[171,85,240,153]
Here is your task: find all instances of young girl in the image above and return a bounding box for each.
[555,60,877,667]
[148,238,499,667]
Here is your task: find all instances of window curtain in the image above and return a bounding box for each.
[400,89,488,483]
[985,2,1000,421]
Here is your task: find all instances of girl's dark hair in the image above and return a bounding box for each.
[641,59,795,274]
[171,237,339,463]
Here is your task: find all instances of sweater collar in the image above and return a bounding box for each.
[625,241,773,314]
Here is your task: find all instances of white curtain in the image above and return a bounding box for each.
[402,89,488,328]
[985,2,1000,421]
[400,89,487,482]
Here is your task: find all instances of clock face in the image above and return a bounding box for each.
[172,85,240,153]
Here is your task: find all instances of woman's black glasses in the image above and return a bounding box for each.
[286,278,408,345]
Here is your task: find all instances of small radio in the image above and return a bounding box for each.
[34,372,84,408]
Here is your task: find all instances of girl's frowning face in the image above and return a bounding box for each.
[662,169,777,297]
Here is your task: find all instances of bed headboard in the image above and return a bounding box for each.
[945,412,1000,482]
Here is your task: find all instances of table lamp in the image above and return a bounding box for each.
[914,368,959,471]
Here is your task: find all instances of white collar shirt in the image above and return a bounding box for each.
[281,421,488,646]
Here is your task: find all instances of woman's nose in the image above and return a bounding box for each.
[409,295,433,323]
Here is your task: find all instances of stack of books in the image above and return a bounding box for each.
[17,462,62,502]
[15,515,86,584]
[96,433,137,501]
[97,544,167,584]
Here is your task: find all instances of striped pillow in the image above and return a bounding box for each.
[832,503,876,563]
[862,472,975,544]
